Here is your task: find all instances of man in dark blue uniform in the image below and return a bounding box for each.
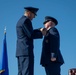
[16,7,43,75]
[40,16,64,75]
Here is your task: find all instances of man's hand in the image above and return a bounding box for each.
[51,57,56,61]
[51,53,56,61]
[40,28,47,36]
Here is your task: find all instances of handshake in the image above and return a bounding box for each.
[40,28,47,36]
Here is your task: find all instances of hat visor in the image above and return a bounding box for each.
[33,12,37,16]
[34,13,37,16]
[43,20,57,25]
[43,20,51,24]
[31,11,37,16]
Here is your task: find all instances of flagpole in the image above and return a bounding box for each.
[0,27,9,75]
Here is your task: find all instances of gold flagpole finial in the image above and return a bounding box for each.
[0,69,5,74]
[4,26,6,34]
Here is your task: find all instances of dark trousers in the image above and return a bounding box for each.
[17,56,34,75]
[45,63,61,75]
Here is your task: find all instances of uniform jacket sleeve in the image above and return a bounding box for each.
[49,27,60,57]
[22,18,43,39]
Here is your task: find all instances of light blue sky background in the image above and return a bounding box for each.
[0,0,76,75]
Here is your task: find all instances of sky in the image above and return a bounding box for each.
[0,0,76,75]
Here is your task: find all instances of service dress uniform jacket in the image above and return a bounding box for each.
[40,27,64,66]
[16,15,42,75]
[16,15,42,57]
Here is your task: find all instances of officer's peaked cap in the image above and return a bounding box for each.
[24,6,39,16]
[43,16,58,25]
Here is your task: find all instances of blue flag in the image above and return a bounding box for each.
[0,32,9,75]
